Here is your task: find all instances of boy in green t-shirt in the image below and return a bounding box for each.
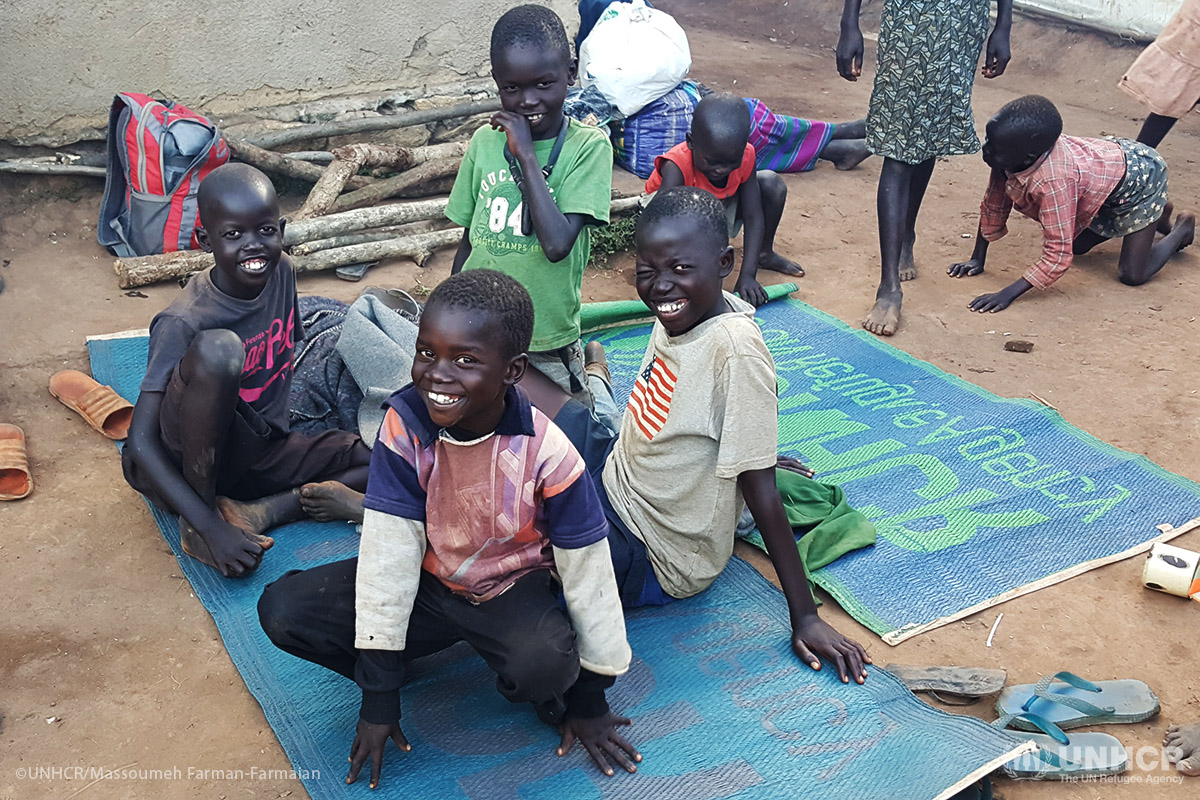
[447,4,613,409]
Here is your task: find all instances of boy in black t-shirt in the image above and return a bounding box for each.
[122,164,370,577]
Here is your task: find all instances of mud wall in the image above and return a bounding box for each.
[0,0,576,147]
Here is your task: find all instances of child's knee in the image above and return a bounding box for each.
[757,171,787,206]
[183,329,245,383]
[1118,270,1149,287]
[500,638,579,700]
[257,572,305,645]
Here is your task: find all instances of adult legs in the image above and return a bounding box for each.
[865,156,934,336]
[820,119,871,171]
[900,157,936,282]
[1137,113,1182,149]
[820,140,872,171]
[1116,213,1196,286]
[830,119,867,140]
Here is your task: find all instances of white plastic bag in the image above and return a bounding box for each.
[578,0,692,118]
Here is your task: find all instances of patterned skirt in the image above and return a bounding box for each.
[866,0,990,164]
[1089,138,1169,239]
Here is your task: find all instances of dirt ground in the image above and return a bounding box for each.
[3,2,1200,798]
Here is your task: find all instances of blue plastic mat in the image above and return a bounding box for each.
[86,327,1028,800]
[582,298,1200,643]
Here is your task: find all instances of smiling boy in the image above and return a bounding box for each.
[122,164,370,577]
[258,270,637,788]
[644,93,803,307]
[521,187,871,684]
[447,4,613,409]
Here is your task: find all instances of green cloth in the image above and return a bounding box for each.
[446,119,613,352]
[744,468,877,600]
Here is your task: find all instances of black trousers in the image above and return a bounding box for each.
[257,558,581,718]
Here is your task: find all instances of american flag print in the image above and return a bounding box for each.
[627,356,677,440]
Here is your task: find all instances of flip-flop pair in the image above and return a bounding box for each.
[995,671,1160,780]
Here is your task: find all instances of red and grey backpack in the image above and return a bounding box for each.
[98,92,229,257]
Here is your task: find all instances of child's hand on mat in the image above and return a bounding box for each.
[490,111,536,162]
[558,711,642,777]
[776,456,815,479]
[947,258,985,278]
[735,276,769,308]
[346,718,411,789]
[792,615,871,684]
[836,26,864,81]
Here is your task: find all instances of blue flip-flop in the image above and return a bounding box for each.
[996,671,1159,731]
[994,712,1128,780]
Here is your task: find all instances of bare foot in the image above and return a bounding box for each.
[863,291,902,336]
[758,251,804,277]
[180,518,264,577]
[300,481,365,523]
[832,140,872,171]
[1158,202,1175,235]
[899,237,919,282]
[218,495,283,543]
[1172,211,1196,251]
[1164,721,1200,776]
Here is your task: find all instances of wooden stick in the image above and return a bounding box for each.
[0,162,106,177]
[113,195,640,288]
[330,158,461,213]
[225,137,371,188]
[286,198,450,242]
[292,228,463,273]
[331,158,465,214]
[284,151,335,163]
[245,99,501,150]
[293,146,371,221]
[114,250,214,288]
[293,142,471,221]
[114,228,464,288]
[290,220,456,256]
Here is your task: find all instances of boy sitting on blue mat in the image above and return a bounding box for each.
[523,187,871,684]
[258,270,639,788]
[122,164,370,578]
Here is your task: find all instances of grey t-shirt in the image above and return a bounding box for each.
[140,262,303,436]
[602,293,779,598]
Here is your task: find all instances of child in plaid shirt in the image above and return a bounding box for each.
[948,95,1194,312]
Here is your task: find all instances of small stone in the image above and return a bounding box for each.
[1004,340,1034,353]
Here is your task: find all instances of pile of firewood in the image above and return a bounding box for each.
[100,99,639,288]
